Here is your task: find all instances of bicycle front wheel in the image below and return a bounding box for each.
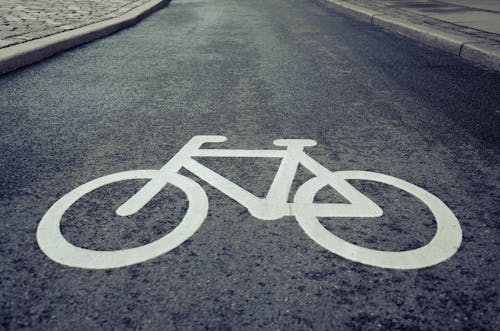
[37,170,208,269]
[293,171,462,269]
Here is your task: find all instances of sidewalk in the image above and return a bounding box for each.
[322,0,500,71]
[1,0,499,75]
[0,0,168,75]
[0,0,159,49]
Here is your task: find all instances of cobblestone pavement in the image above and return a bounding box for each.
[336,0,500,43]
[0,0,154,49]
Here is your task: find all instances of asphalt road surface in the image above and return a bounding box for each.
[1,0,499,329]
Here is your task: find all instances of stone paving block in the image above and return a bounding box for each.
[0,0,154,49]
[0,39,16,48]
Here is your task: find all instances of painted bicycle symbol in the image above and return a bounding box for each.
[37,136,462,270]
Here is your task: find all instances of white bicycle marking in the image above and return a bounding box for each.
[37,135,462,269]
[37,171,208,269]
[294,172,462,269]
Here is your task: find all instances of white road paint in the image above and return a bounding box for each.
[37,171,208,269]
[294,172,462,269]
[37,135,462,269]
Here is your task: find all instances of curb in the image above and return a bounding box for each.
[322,0,500,72]
[0,0,169,76]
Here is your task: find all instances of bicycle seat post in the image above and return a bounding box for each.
[273,139,317,150]
[165,135,228,168]
[116,136,228,217]
[183,135,228,152]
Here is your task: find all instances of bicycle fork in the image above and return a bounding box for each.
[116,135,382,220]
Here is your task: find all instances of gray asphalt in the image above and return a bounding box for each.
[1,0,499,329]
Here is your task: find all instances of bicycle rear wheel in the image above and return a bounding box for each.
[293,171,462,269]
[37,170,208,269]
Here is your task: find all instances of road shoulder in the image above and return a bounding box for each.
[0,0,169,76]
[320,0,500,71]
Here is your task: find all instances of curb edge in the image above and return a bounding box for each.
[0,0,170,76]
[323,0,500,72]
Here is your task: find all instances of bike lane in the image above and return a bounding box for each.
[1,0,499,329]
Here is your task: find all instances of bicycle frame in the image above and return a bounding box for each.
[37,135,462,269]
[116,135,382,220]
